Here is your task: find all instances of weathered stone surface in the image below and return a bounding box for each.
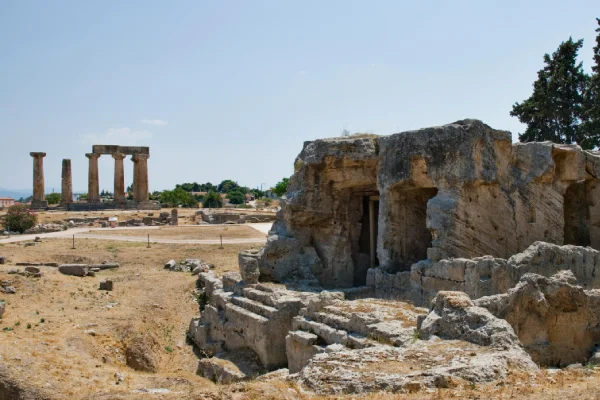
[61,159,73,206]
[238,249,261,284]
[196,349,263,384]
[85,153,101,203]
[30,152,47,209]
[246,120,600,290]
[112,153,127,204]
[475,271,600,367]
[58,264,91,277]
[410,241,600,305]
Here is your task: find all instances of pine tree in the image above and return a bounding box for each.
[583,19,600,145]
[511,38,591,148]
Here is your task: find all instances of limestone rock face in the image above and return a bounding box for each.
[475,271,600,367]
[244,119,600,290]
[410,241,600,305]
[297,291,537,395]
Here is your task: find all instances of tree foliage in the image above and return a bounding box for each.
[202,190,223,208]
[512,21,600,149]
[226,190,245,205]
[583,18,600,141]
[45,192,61,205]
[273,178,289,197]
[511,38,592,147]
[4,204,38,233]
[159,187,198,208]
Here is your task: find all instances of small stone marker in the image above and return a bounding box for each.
[170,209,178,226]
[99,280,113,291]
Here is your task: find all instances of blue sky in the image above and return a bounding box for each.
[1,1,598,193]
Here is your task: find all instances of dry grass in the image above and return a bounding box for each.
[88,225,266,240]
[0,237,264,399]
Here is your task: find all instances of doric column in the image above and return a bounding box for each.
[61,159,73,206]
[131,154,150,202]
[112,153,126,204]
[30,152,47,208]
[85,153,101,203]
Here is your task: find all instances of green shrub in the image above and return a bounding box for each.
[45,192,61,205]
[226,190,245,205]
[202,191,223,208]
[4,204,38,233]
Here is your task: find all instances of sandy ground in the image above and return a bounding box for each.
[2,213,600,398]
[87,225,266,240]
[0,208,276,227]
[0,238,266,399]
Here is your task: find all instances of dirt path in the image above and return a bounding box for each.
[0,223,271,245]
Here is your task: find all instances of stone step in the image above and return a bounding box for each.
[224,303,269,324]
[229,296,278,319]
[242,287,277,307]
[292,316,378,350]
[306,311,352,333]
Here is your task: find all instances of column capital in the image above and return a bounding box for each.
[112,152,127,161]
[86,153,101,160]
[131,153,150,162]
[30,152,46,158]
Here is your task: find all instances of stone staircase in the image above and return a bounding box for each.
[189,272,316,371]
[286,295,426,372]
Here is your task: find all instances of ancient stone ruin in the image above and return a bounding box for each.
[30,145,159,210]
[189,119,600,394]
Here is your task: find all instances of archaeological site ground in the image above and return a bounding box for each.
[5,120,600,399]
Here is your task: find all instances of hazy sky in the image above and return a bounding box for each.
[1,1,598,193]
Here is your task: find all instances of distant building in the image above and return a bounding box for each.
[0,197,15,208]
[191,191,208,197]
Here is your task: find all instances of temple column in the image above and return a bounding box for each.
[131,154,150,202]
[112,153,126,205]
[61,159,73,206]
[86,153,101,203]
[30,152,47,209]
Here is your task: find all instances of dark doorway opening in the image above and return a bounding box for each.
[388,187,438,272]
[354,194,379,286]
[564,181,591,246]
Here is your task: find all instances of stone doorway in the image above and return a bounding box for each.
[355,194,379,286]
[387,187,438,272]
[564,181,591,246]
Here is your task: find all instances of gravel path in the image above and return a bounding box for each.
[0,223,271,245]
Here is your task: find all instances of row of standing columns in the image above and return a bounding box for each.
[31,152,150,207]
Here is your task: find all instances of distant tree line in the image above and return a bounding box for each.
[512,18,600,149]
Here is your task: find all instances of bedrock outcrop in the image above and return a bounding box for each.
[475,270,600,367]
[248,119,600,291]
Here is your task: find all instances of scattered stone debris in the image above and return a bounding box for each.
[196,349,263,384]
[84,329,96,336]
[99,280,113,291]
[24,243,35,247]
[0,300,4,317]
[58,263,120,277]
[114,372,125,384]
[24,223,63,234]
[0,256,5,265]
[165,259,211,273]
[34,236,42,243]
[58,265,93,277]
[24,266,40,274]
[16,262,58,267]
